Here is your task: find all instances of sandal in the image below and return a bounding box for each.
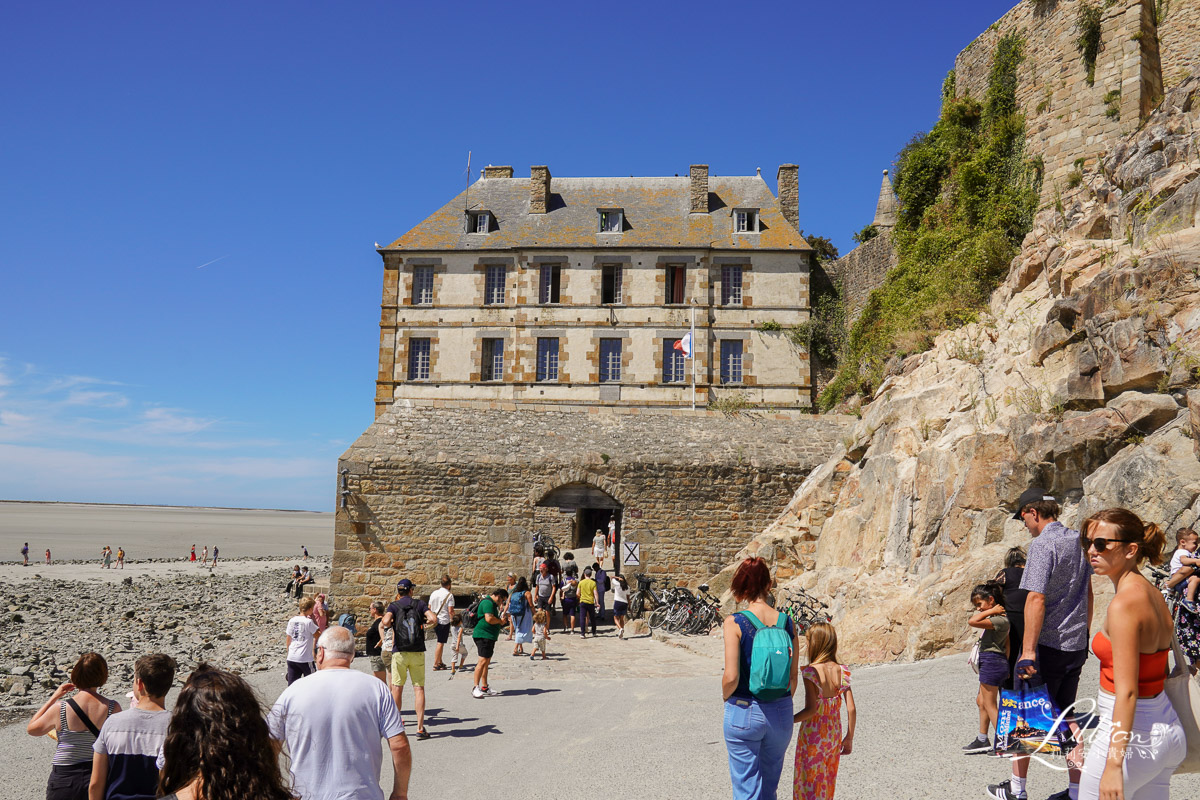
[433,664,448,671]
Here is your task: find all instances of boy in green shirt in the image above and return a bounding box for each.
[577,568,598,638]
[472,588,508,699]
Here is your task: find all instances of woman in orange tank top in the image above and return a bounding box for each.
[1079,508,1185,800]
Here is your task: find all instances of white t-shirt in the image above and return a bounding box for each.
[1171,548,1194,576]
[612,581,629,604]
[285,615,319,663]
[429,587,454,625]
[269,668,405,800]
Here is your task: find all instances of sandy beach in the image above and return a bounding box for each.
[0,501,333,562]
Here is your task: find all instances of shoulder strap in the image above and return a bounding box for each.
[65,698,102,738]
[774,612,789,630]
[739,610,765,630]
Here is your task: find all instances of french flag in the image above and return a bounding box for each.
[673,332,692,358]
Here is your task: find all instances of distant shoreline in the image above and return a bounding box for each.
[0,499,331,514]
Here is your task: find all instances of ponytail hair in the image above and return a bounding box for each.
[970,580,1006,607]
[1085,508,1168,566]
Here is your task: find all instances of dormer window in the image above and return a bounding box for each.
[598,209,623,233]
[734,209,759,233]
[467,211,491,234]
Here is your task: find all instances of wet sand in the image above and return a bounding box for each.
[0,501,333,563]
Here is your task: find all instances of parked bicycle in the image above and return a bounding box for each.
[779,586,830,634]
[646,583,723,635]
[534,532,560,562]
[628,573,663,619]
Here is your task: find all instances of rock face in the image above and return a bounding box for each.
[715,76,1200,664]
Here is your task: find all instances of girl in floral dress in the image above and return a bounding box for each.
[793,623,856,800]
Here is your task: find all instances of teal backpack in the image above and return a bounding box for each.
[741,611,792,700]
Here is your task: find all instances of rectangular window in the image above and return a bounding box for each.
[599,209,623,233]
[536,338,559,382]
[734,209,758,233]
[467,211,490,233]
[481,338,504,381]
[599,339,622,383]
[539,265,561,304]
[720,340,743,384]
[411,266,434,306]
[663,339,686,383]
[407,338,431,381]
[721,265,743,305]
[485,265,506,305]
[665,265,686,304]
[601,265,623,304]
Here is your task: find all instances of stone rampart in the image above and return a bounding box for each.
[827,230,897,326]
[954,0,1193,204]
[331,400,852,616]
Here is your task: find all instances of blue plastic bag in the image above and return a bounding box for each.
[996,680,1072,757]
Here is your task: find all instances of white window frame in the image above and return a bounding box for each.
[598,209,623,233]
[720,340,743,385]
[721,265,744,306]
[536,337,559,383]
[599,338,622,383]
[663,339,686,383]
[733,209,759,233]
[539,265,561,305]
[601,264,623,305]
[412,266,434,306]
[408,338,431,381]
[484,265,506,305]
[467,211,491,234]
[481,338,504,382]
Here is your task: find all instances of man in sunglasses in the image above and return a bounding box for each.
[987,488,1093,800]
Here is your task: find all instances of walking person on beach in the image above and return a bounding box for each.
[116,547,124,570]
[26,653,121,800]
[285,597,320,684]
[201,545,208,566]
[988,488,1092,800]
[211,545,218,565]
[22,542,30,566]
[101,547,112,570]
[721,557,798,800]
[157,666,294,800]
[269,626,411,800]
[46,548,51,565]
[302,545,309,561]
[189,545,195,563]
[382,578,437,739]
[793,623,855,800]
[89,654,176,800]
[472,588,507,698]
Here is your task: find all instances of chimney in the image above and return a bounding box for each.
[689,165,709,213]
[776,164,799,231]
[530,166,551,214]
[484,165,513,179]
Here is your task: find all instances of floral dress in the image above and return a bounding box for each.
[1177,603,1200,664]
[794,663,852,800]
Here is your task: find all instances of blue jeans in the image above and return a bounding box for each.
[723,695,794,800]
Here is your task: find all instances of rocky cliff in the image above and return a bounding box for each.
[713,75,1200,663]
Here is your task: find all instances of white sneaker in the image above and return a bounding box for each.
[472,686,484,699]
[482,686,500,696]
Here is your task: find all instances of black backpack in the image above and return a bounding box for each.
[462,596,484,633]
[393,601,422,651]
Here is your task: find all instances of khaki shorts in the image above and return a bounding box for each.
[369,655,388,673]
[390,651,425,687]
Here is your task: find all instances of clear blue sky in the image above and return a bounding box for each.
[0,1,1015,511]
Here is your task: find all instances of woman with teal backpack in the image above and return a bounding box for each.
[721,557,799,800]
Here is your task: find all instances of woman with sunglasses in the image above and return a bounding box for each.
[1078,508,1185,800]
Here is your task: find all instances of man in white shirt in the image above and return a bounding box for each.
[428,575,455,671]
[284,597,320,684]
[270,626,411,800]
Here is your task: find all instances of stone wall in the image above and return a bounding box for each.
[331,400,852,617]
[954,0,1197,204]
[827,229,897,326]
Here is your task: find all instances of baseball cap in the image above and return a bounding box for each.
[1014,487,1056,520]
[396,578,414,590]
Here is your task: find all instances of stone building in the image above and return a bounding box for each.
[330,164,851,612]
[373,164,816,415]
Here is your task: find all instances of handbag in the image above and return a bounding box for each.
[1164,631,1200,774]
[996,678,1072,757]
[968,635,981,675]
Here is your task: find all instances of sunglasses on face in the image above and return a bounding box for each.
[1080,534,1137,552]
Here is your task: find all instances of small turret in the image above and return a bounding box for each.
[872,169,899,229]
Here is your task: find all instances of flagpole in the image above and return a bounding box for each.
[690,302,696,411]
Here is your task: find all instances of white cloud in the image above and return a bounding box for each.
[0,411,34,427]
[65,390,129,408]
[139,407,216,435]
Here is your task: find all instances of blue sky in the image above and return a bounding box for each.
[0,1,1016,511]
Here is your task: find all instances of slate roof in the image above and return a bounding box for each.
[386,175,812,252]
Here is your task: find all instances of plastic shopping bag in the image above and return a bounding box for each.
[995,680,1072,757]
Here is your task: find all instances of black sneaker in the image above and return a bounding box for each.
[985,780,1026,800]
[963,735,992,754]
[1043,791,1071,800]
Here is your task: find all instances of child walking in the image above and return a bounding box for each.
[793,622,855,800]
[963,581,1009,754]
[448,612,468,676]
[531,608,551,660]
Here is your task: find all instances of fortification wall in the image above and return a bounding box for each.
[1159,0,1200,88]
[954,0,1176,203]
[330,400,851,617]
[827,230,897,326]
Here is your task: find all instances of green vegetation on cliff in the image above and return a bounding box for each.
[819,34,1041,410]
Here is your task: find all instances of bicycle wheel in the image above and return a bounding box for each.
[647,605,669,629]
[629,593,644,619]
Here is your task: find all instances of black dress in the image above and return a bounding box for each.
[998,566,1028,690]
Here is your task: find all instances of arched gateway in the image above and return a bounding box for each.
[534,481,623,560]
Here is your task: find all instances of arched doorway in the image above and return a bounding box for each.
[534,482,623,571]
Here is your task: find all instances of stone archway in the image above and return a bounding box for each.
[530,473,625,566]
